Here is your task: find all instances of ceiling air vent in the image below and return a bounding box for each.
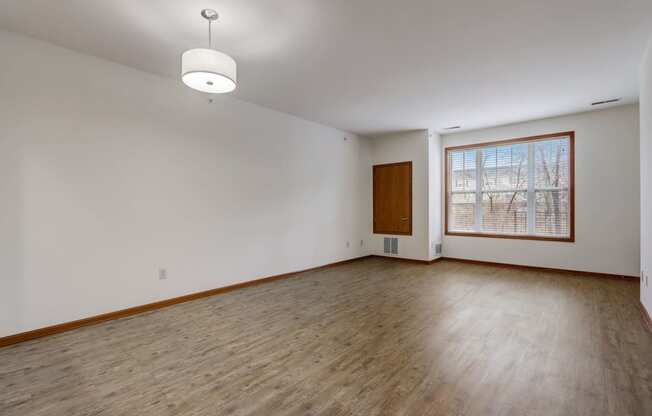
[443,125,461,130]
[591,98,620,106]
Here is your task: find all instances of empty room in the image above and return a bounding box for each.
[2,1,652,415]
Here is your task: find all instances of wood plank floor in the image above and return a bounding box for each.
[1,258,651,416]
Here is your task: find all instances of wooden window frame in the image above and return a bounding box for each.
[445,131,575,242]
[373,161,413,236]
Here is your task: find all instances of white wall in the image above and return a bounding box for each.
[0,31,370,337]
[641,38,652,315]
[428,130,443,260]
[442,105,640,277]
[366,130,430,261]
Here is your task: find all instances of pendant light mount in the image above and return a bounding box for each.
[201,9,219,21]
[201,9,218,49]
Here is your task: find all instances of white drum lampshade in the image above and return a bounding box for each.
[181,9,237,94]
[182,48,237,94]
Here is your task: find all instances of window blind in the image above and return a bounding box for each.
[446,133,573,240]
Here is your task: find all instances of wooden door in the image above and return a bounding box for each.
[373,161,412,235]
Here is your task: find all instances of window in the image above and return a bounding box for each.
[445,132,574,241]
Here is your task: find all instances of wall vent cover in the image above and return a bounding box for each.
[435,243,442,254]
[384,238,399,254]
[391,238,398,254]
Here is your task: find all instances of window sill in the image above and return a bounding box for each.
[445,231,574,242]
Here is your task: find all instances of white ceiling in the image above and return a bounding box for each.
[1,0,651,135]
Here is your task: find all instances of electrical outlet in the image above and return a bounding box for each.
[159,268,167,280]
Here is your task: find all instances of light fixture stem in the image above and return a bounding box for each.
[208,19,212,49]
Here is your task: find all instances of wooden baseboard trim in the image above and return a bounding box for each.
[0,255,372,348]
[370,255,443,265]
[640,302,652,334]
[439,257,638,280]
[1,254,638,348]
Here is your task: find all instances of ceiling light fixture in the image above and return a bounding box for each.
[591,98,620,106]
[181,9,237,94]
